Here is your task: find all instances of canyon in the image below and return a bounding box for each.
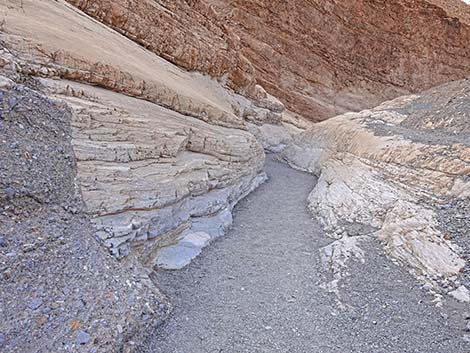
[0,0,469,352]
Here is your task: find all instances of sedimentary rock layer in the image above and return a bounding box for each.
[42,79,266,259]
[282,79,470,299]
[0,76,167,353]
[64,0,470,121]
[0,0,297,262]
[0,0,284,130]
[63,0,257,94]
[212,0,470,120]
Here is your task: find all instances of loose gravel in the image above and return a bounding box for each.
[138,156,469,353]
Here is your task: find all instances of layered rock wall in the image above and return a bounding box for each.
[211,0,470,120]
[64,0,470,121]
[64,0,257,94]
[0,0,292,262]
[281,79,470,298]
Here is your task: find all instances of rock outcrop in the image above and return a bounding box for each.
[211,0,470,120]
[0,2,299,351]
[1,0,470,351]
[0,76,167,353]
[63,0,257,95]
[281,79,470,301]
[0,0,296,263]
[63,0,470,121]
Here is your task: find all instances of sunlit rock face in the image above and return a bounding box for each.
[66,0,470,121]
[282,79,470,295]
[0,0,291,261]
[210,0,470,121]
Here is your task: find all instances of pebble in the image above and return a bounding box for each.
[4,187,15,201]
[8,97,17,109]
[76,330,91,345]
[0,332,5,346]
[0,236,8,248]
[29,298,43,310]
[47,216,56,223]
[9,141,19,149]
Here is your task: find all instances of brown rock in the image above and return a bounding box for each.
[66,0,470,121]
[64,0,257,93]
[212,0,470,120]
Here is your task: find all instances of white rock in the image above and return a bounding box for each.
[448,286,470,303]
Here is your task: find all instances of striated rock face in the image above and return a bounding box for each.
[0,1,297,351]
[281,79,470,299]
[0,76,167,353]
[64,0,257,94]
[0,0,295,263]
[44,79,266,260]
[64,0,470,121]
[211,0,470,120]
[0,0,285,130]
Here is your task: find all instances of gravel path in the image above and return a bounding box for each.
[138,156,469,353]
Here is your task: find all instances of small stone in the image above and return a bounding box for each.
[4,187,15,201]
[47,216,56,223]
[0,236,8,248]
[0,332,5,346]
[466,322,470,332]
[8,97,17,108]
[22,244,35,253]
[35,315,48,326]
[76,331,91,345]
[5,252,16,259]
[448,286,470,303]
[29,298,43,310]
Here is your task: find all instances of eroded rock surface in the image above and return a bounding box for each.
[63,0,470,120]
[40,79,267,260]
[282,79,470,301]
[0,2,299,351]
[0,77,167,353]
[0,0,296,263]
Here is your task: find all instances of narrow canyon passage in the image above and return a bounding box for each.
[138,156,467,353]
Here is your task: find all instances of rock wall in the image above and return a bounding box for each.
[281,79,470,301]
[0,76,167,353]
[0,0,298,263]
[64,0,257,95]
[44,78,266,260]
[211,0,470,120]
[64,0,470,121]
[0,1,301,350]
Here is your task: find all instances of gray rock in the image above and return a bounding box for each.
[29,298,43,310]
[0,236,8,248]
[8,97,18,109]
[155,245,202,270]
[0,332,5,346]
[4,187,15,201]
[76,331,91,345]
